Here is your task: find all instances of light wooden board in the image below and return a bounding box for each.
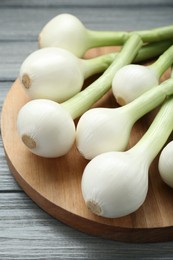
[1,46,173,243]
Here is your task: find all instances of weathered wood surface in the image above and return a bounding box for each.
[1,0,173,259]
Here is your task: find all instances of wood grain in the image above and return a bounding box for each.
[0,5,172,42]
[1,46,173,243]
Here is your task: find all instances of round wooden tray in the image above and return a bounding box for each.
[1,52,173,243]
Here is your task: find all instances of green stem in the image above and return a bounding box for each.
[87,30,128,47]
[134,25,173,43]
[149,44,173,78]
[86,25,173,49]
[81,52,117,79]
[131,96,173,166]
[62,34,143,119]
[134,40,173,63]
[125,78,173,123]
[82,40,173,78]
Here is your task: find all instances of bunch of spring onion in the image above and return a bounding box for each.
[39,13,173,57]
[81,94,173,218]
[17,34,142,158]
[19,40,172,102]
[112,44,173,105]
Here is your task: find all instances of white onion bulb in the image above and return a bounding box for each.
[19,47,84,102]
[17,99,75,158]
[112,64,159,105]
[39,13,90,57]
[76,107,132,159]
[158,141,173,188]
[82,151,148,218]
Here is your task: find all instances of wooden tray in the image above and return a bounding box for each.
[1,47,173,243]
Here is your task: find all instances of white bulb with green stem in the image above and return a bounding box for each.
[81,96,173,218]
[38,13,173,57]
[76,77,173,160]
[17,34,142,158]
[112,44,173,105]
[19,47,116,102]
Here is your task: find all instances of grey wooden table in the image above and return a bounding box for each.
[1,0,173,259]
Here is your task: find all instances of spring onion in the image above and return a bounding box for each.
[133,40,173,63]
[38,13,173,57]
[17,34,142,158]
[112,44,173,105]
[20,47,116,102]
[81,97,173,218]
[158,69,173,189]
[76,77,173,160]
[158,140,173,188]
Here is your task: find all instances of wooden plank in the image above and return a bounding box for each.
[0,6,172,41]
[0,137,21,191]
[0,82,21,191]
[1,193,173,259]
[0,83,11,108]
[0,42,37,80]
[0,0,172,7]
